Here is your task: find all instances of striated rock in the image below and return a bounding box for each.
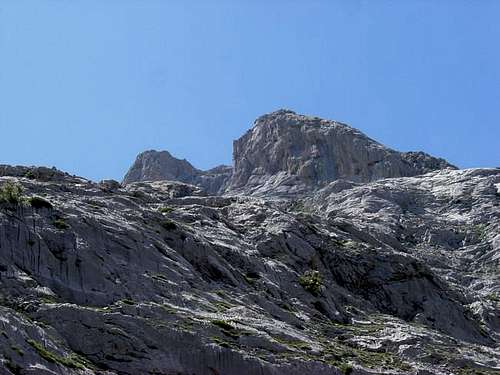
[0,167,498,374]
[123,150,232,195]
[228,110,456,196]
[123,110,455,197]
[123,150,200,185]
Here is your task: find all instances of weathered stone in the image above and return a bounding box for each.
[0,166,498,374]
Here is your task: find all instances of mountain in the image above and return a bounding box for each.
[123,150,232,195]
[123,110,456,197]
[0,111,498,375]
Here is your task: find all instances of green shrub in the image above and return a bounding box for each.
[211,320,240,338]
[158,206,174,214]
[212,319,234,331]
[339,363,353,375]
[53,219,69,230]
[24,170,36,179]
[0,182,23,205]
[298,270,322,295]
[161,219,177,231]
[28,196,53,210]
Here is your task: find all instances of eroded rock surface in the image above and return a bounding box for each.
[122,150,231,195]
[0,165,498,374]
[228,110,455,196]
[123,110,456,197]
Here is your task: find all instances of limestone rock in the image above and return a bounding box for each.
[0,167,498,374]
[228,110,456,195]
[123,150,231,195]
[122,110,455,197]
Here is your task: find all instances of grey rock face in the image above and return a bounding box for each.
[123,110,455,197]
[123,150,231,195]
[228,110,455,195]
[0,167,498,374]
[123,150,200,185]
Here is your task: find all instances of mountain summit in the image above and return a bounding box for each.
[123,110,456,196]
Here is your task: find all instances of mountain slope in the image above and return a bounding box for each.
[0,166,498,374]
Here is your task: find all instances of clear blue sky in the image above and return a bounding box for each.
[1,1,499,181]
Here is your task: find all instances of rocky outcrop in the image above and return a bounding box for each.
[123,150,232,195]
[123,110,455,197]
[228,110,455,195]
[0,167,498,374]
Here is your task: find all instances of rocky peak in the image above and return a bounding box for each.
[123,150,232,195]
[123,110,456,196]
[122,150,200,185]
[228,110,456,195]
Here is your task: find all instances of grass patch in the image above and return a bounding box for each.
[27,339,86,369]
[322,343,411,372]
[274,336,312,351]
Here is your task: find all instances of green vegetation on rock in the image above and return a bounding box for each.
[28,196,53,209]
[0,182,23,205]
[298,270,322,295]
[26,339,86,369]
[53,218,69,230]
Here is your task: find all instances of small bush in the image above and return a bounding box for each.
[24,170,36,179]
[339,363,353,375]
[53,219,69,230]
[158,206,174,214]
[211,320,241,338]
[212,320,235,331]
[0,182,23,205]
[161,219,177,231]
[298,270,322,295]
[28,196,53,210]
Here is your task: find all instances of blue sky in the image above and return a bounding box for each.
[1,0,499,181]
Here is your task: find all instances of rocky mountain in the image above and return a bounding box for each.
[0,111,498,375]
[123,150,231,195]
[123,110,456,197]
